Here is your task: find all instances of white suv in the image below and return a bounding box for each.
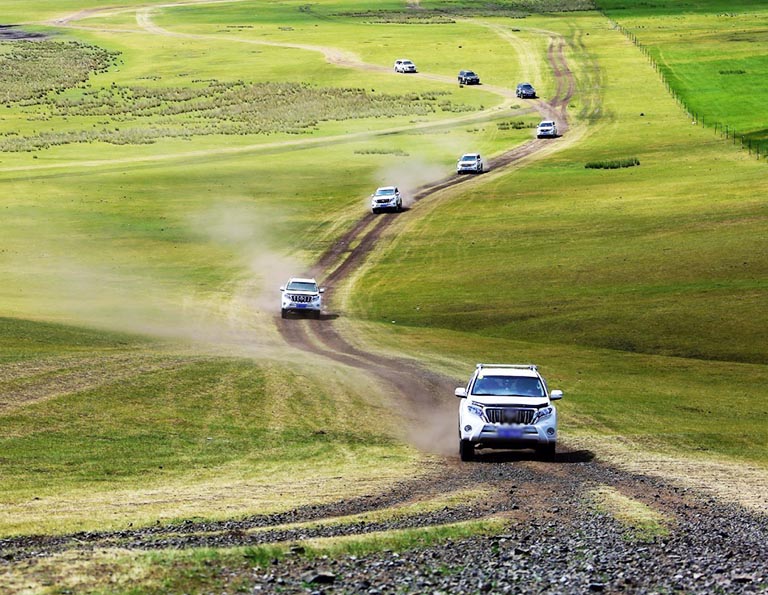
[456,153,483,174]
[280,277,324,319]
[371,186,403,213]
[394,59,417,73]
[455,364,563,461]
[536,120,558,138]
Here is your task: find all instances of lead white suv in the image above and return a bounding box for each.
[280,277,324,319]
[455,364,563,461]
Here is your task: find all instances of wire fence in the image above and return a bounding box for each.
[605,17,765,161]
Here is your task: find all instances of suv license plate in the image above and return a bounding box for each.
[499,427,523,439]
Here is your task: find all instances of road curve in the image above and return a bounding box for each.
[276,33,576,456]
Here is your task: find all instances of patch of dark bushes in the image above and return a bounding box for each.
[584,157,640,170]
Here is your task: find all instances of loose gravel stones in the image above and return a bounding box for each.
[2,456,767,594]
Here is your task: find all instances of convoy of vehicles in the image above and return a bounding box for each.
[281,66,565,462]
[455,364,563,461]
[280,277,324,319]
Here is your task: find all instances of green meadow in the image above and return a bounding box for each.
[348,8,768,459]
[0,2,766,589]
[597,0,768,149]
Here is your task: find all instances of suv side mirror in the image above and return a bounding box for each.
[455,387,467,398]
[319,288,325,293]
[279,286,285,292]
[550,389,563,401]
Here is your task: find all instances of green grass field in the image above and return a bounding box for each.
[0,0,767,590]
[596,0,768,149]
[347,8,768,459]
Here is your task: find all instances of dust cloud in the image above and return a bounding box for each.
[188,203,301,313]
[374,158,448,208]
[408,400,459,456]
[11,204,302,358]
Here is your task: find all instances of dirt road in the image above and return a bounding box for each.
[263,18,768,595]
[276,32,576,455]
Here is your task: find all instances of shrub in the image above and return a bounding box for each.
[496,120,535,130]
[0,78,473,151]
[0,40,119,104]
[584,157,640,170]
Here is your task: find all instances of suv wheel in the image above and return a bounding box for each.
[459,439,475,461]
[281,309,288,319]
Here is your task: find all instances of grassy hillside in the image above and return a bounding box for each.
[348,11,768,459]
[0,317,419,536]
[596,0,768,150]
[0,0,766,543]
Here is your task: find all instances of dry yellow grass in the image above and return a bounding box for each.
[569,433,768,515]
[586,484,670,540]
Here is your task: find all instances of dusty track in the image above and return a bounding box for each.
[277,34,576,456]
[264,19,766,593]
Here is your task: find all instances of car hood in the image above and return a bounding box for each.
[470,396,549,408]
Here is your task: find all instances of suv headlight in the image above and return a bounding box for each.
[467,403,484,418]
[532,406,553,424]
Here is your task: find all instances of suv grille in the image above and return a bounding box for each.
[288,294,313,303]
[485,408,535,425]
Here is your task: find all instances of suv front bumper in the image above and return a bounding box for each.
[372,198,400,211]
[469,423,555,448]
[282,297,322,313]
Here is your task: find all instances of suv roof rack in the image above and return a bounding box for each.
[476,363,537,371]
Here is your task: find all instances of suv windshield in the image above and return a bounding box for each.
[287,281,318,292]
[471,375,545,397]
[376,188,396,195]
